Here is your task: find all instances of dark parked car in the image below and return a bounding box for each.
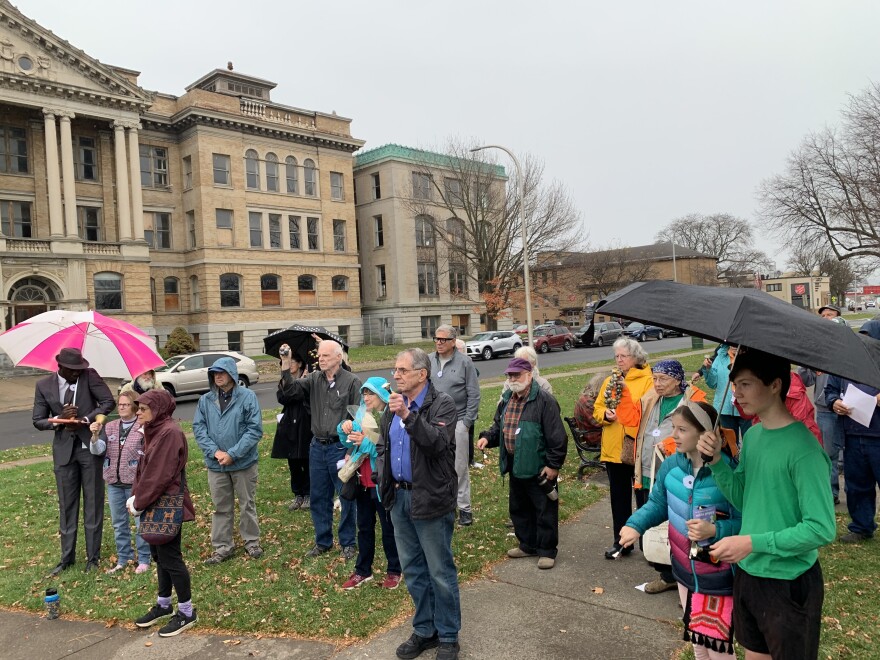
[659,327,684,338]
[622,322,665,342]
[573,321,624,347]
[532,326,574,354]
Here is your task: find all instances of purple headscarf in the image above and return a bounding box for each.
[652,359,687,393]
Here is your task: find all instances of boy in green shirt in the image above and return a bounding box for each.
[697,349,836,660]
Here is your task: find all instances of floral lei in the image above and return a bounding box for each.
[604,368,625,409]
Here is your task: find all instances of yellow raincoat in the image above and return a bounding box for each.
[592,365,653,464]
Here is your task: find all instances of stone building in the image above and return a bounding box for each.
[353,145,499,344]
[0,1,364,358]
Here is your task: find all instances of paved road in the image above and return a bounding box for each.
[1,336,694,450]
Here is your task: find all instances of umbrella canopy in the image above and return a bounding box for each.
[595,281,880,390]
[263,325,349,365]
[0,310,165,379]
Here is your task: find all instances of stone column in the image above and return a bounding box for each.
[58,111,78,237]
[42,109,64,237]
[126,123,144,240]
[113,122,132,242]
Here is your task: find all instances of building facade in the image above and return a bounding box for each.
[0,1,364,360]
[761,273,830,310]
[353,145,500,344]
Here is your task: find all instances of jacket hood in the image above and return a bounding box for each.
[207,356,240,390]
[133,388,176,425]
[859,319,880,341]
[362,376,391,404]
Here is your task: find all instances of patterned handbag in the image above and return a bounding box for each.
[140,471,186,545]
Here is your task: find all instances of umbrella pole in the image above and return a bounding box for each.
[702,344,741,463]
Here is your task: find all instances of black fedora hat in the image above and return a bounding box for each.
[55,347,90,370]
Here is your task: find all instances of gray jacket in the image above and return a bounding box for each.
[428,350,480,427]
[798,368,830,412]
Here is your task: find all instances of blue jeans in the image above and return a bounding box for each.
[107,484,151,564]
[309,439,356,549]
[817,411,844,499]
[843,435,880,537]
[390,489,460,643]
[355,485,401,577]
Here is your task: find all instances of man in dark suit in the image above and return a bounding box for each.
[32,348,115,574]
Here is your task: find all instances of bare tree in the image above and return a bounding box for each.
[759,81,880,262]
[655,213,773,286]
[560,242,658,301]
[406,138,581,328]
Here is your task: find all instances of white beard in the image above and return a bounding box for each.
[136,375,155,391]
[508,379,529,394]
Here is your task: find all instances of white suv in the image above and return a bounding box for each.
[148,351,260,398]
[465,331,522,361]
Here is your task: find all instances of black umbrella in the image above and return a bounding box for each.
[594,281,880,390]
[263,325,349,365]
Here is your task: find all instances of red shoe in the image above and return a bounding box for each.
[380,573,402,589]
[342,573,372,590]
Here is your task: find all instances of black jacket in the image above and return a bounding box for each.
[272,370,313,460]
[377,382,458,519]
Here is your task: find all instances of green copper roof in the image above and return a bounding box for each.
[354,144,506,177]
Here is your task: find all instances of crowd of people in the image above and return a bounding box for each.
[28,303,880,659]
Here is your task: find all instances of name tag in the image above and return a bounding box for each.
[515,428,521,435]
[651,429,661,437]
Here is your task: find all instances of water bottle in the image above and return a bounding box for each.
[537,475,559,501]
[44,588,59,620]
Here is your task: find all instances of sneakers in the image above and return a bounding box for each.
[288,495,305,511]
[106,563,126,575]
[840,532,872,543]
[342,572,373,590]
[158,608,197,637]
[380,573,403,589]
[135,563,150,574]
[537,557,556,570]
[204,551,234,565]
[458,510,473,527]
[437,641,460,660]
[134,603,173,628]
[300,496,311,510]
[396,632,439,659]
[507,547,537,559]
[644,578,677,594]
[340,545,357,561]
[305,544,332,558]
[245,545,264,559]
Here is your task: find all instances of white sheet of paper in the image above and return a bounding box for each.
[635,582,648,592]
[842,383,877,428]
[276,413,283,423]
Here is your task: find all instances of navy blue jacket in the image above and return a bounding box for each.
[825,319,880,437]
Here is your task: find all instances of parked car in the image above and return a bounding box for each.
[622,322,665,342]
[465,331,522,361]
[531,326,575,354]
[513,324,529,337]
[123,351,260,398]
[659,327,684,338]
[573,321,624,347]
[868,301,877,308]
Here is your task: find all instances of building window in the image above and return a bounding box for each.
[220,273,241,307]
[75,137,97,181]
[412,172,432,200]
[249,211,263,247]
[332,275,349,305]
[245,149,260,190]
[150,278,156,312]
[285,156,298,194]
[77,206,102,242]
[330,171,344,200]
[182,156,192,189]
[265,152,279,192]
[94,272,122,311]
[337,325,349,345]
[139,145,168,187]
[164,277,180,312]
[212,153,231,185]
[269,214,282,249]
[144,212,171,249]
[373,215,384,248]
[190,275,200,310]
[0,200,32,237]
[298,274,316,306]
[418,262,438,296]
[449,265,468,296]
[376,265,387,298]
[447,217,465,248]
[420,315,440,340]
[0,125,28,173]
[186,211,196,249]
[307,217,319,250]
[415,215,434,247]
[227,331,242,353]
[216,208,233,229]
[445,178,463,206]
[288,215,301,249]
[333,219,346,252]
[766,283,782,292]
[261,274,281,306]
[371,172,381,200]
[304,159,316,196]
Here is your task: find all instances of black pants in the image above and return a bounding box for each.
[510,475,559,558]
[605,461,635,544]
[287,457,310,497]
[634,488,674,582]
[54,444,105,565]
[151,530,191,603]
[354,485,401,577]
[468,425,475,465]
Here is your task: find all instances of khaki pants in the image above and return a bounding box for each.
[206,463,260,555]
[454,420,471,513]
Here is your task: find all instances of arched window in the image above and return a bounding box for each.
[446,217,466,248]
[261,274,281,307]
[265,152,279,192]
[245,149,260,190]
[285,156,298,194]
[220,273,241,307]
[332,275,349,305]
[95,272,123,311]
[415,215,434,247]
[164,277,180,312]
[303,159,316,196]
[298,274,316,306]
[190,275,200,311]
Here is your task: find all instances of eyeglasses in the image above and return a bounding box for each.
[433,337,453,343]
[117,403,133,408]
[614,354,632,360]
[391,367,423,376]
[136,406,150,412]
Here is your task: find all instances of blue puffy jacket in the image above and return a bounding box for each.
[193,356,263,471]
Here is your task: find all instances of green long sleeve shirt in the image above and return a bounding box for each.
[709,421,836,580]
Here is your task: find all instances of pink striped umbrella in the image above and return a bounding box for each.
[0,310,165,378]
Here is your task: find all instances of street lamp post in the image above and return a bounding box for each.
[470,144,533,346]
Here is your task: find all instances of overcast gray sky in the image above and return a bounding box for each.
[22,0,880,269]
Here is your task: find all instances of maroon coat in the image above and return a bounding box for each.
[131,389,195,522]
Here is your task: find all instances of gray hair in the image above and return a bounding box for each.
[318,339,343,357]
[455,338,466,354]
[514,345,541,376]
[435,324,458,339]
[613,336,648,367]
[398,347,430,373]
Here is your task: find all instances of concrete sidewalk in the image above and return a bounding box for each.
[0,477,687,660]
